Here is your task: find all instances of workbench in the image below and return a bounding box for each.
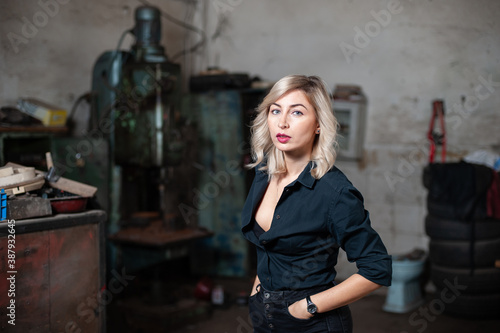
[0,210,106,333]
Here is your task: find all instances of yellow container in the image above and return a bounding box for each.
[17,98,67,126]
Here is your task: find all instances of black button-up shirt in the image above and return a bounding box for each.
[241,163,392,291]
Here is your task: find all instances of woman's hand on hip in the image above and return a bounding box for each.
[288,298,313,320]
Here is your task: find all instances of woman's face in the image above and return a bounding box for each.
[267,89,319,159]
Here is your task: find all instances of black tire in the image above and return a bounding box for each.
[429,237,500,268]
[430,264,500,293]
[432,289,500,320]
[425,214,500,240]
[426,199,488,221]
[423,162,493,221]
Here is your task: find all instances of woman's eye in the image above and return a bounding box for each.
[271,109,281,115]
[292,110,303,116]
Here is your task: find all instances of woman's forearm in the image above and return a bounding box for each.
[288,273,382,319]
[313,274,382,313]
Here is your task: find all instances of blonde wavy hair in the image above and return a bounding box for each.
[248,74,339,179]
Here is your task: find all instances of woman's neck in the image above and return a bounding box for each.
[281,156,310,180]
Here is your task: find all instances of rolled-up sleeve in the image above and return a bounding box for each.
[328,187,392,286]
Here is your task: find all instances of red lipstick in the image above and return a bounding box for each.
[276,133,291,143]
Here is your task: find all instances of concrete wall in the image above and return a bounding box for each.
[1,0,500,279]
[0,0,192,118]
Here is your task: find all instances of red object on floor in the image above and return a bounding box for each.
[194,276,214,301]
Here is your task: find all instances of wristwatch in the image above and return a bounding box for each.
[306,296,317,315]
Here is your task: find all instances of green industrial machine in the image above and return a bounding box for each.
[90,6,183,269]
[90,5,256,278]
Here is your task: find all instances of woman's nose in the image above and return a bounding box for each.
[278,115,289,129]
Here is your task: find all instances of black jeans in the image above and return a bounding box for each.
[248,284,353,333]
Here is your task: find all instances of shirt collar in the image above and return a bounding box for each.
[287,161,316,189]
[254,161,317,188]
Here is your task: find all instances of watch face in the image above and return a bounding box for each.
[307,304,317,314]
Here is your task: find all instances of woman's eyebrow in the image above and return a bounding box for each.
[271,102,308,110]
[291,103,307,110]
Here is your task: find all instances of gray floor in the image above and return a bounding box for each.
[171,278,500,333]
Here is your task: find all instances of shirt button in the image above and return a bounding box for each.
[261,240,267,245]
[276,215,280,219]
[269,323,274,329]
[265,304,270,309]
[264,292,270,299]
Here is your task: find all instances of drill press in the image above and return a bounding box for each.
[91,5,182,233]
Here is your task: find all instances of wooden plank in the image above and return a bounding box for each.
[5,162,98,197]
[48,177,97,198]
[1,175,45,196]
[0,166,13,177]
[0,168,36,187]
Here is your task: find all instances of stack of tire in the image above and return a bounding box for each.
[423,162,500,319]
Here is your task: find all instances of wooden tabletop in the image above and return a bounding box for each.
[109,220,213,248]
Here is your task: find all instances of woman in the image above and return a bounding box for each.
[241,75,392,333]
